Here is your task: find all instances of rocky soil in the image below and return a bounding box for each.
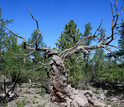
[0,82,123,107]
[7,83,57,107]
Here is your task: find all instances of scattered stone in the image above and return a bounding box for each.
[110,97,119,103]
[6,83,124,107]
[8,101,17,107]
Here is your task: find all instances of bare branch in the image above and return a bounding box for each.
[104,46,117,57]
[33,59,53,73]
[59,34,93,60]
[59,18,104,61]
[0,64,25,102]
[108,44,119,49]
[0,21,26,43]
[27,7,39,30]
[106,0,122,45]
[1,7,43,52]
[27,7,42,47]
[118,8,124,15]
[33,59,53,66]
[8,49,36,57]
[59,19,104,60]
[3,77,7,95]
[93,19,103,37]
[8,70,20,93]
[75,55,83,62]
[110,2,114,16]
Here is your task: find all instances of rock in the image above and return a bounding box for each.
[8,101,17,107]
[120,100,124,103]
[97,93,106,100]
[0,75,12,83]
[111,98,119,102]
[93,100,106,107]
[0,75,6,82]
[85,93,91,100]
[0,93,5,97]
[92,94,97,100]
[84,90,93,96]
[87,85,96,92]
[71,100,79,107]
[103,90,108,95]
[15,87,22,93]
[74,95,89,107]
[9,93,15,98]
[5,83,111,107]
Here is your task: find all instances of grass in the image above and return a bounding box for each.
[34,95,37,98]
[16,101,26,107]
[106,101,119,107]
[36,101,39,104]
[0,101,7,107]
[32,100,35,104]
[39,88,45,97]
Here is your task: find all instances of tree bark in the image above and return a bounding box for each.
[50,55,89,106]
[50,55,109,107]
[50,55,68,103]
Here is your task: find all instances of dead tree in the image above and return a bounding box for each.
[0,70,20,102]
[1,0,124,106]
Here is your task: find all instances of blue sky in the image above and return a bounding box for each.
[0,0,124,49]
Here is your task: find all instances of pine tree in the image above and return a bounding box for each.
[81,22,93,84]
[91,28,106,81]
[28,30,46,60]
[118,20,124,58]
[0,8,13,71]
[56,20,81,50]
[55,20,83,87]
[0,8,24,80]
[83,22,93,45]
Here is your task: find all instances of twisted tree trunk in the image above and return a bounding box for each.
[50,55,68,103]
[1,1,124,106]
[50,55,107,107]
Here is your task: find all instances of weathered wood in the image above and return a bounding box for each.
[0,0,124,106]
